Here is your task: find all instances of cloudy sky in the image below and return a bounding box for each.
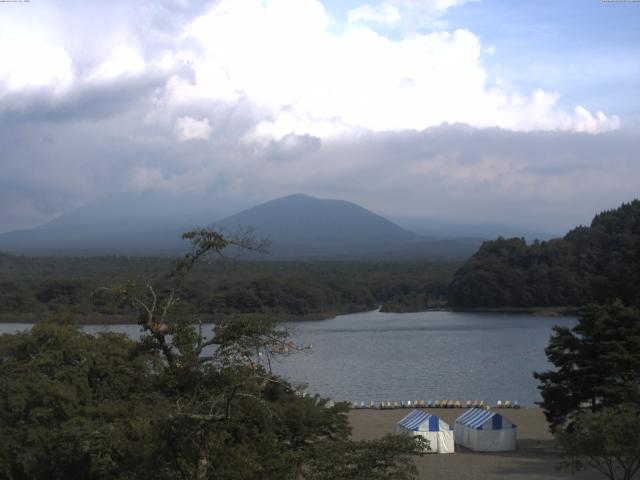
[1,0,639,234]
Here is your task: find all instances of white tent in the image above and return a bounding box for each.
[396,410,454,454]
[454,408,517,452]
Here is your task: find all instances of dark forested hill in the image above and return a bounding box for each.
[448,200,640,308]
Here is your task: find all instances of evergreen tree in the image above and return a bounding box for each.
[534,301,640,432]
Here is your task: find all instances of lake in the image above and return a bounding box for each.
[0,310,576,406]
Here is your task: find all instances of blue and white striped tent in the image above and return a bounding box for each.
[454,408,517,451]
[396,410,454,453]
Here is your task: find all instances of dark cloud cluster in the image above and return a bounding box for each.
[3,90,638,233]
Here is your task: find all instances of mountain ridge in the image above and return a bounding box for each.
[0,193,482,259]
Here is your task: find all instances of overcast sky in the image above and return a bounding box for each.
[1,0,639,234]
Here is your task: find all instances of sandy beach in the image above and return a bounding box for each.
[349,408,601,480]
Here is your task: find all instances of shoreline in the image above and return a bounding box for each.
[448,306,581,317]
[379,306,580,317]
[0,306,377,325]
[0,304,580,325]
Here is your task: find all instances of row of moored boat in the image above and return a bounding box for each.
[350,399,520,409]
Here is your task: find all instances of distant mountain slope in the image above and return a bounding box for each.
[213,193,483,259]
[216,193,419,247]
[0,193,482,259]
[448,199,640,307]
[0,220,188,255]
[0,192,226,255]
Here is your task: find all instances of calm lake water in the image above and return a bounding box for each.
[0,310,576,406]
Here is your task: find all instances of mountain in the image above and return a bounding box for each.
[0,192,227,255]
[0,219,186,255]
[214,194,419,256]
[0,193,482,259]
[213,194,484,259]
[448,199,640,308]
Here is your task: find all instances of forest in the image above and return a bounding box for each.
[448,200,640,308]
[0,254,455,323]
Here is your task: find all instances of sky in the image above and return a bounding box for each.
[0,0,639,234]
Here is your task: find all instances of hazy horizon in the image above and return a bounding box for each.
[1,0,639,235]
[3,189,569,238]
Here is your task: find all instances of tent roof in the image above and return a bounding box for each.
[455,408,516,430]
[397,410,448,432]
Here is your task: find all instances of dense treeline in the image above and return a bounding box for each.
[0,254,456,322]
[449,200,640,308]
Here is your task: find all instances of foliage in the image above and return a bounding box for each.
[534,301,640,432]
[0,253,457,321]
[449,199,640,307]
[0,229,424,480]
[0,321,166,479]
[556,404,640,480]
[305,434,425,480]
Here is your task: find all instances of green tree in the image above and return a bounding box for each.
[534,301,640,432]
[557,404,640,480]
[0,320,166,479]
[305,434,425,480]
[0,229,423,480]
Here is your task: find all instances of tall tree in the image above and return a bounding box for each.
[534,301,640,432]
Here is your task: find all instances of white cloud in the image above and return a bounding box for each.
[347,3,401,25]
[349,0,475,28]
[389,0,473,15]
[176,116,212,141]
[0,29,74,97]
[416,0,473,12]
[0,7,72,96]
[0,6,176,109]
[0,0,621,137]
[172,0,619,140]
[572,106,621,134]
[86,46,147,82]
